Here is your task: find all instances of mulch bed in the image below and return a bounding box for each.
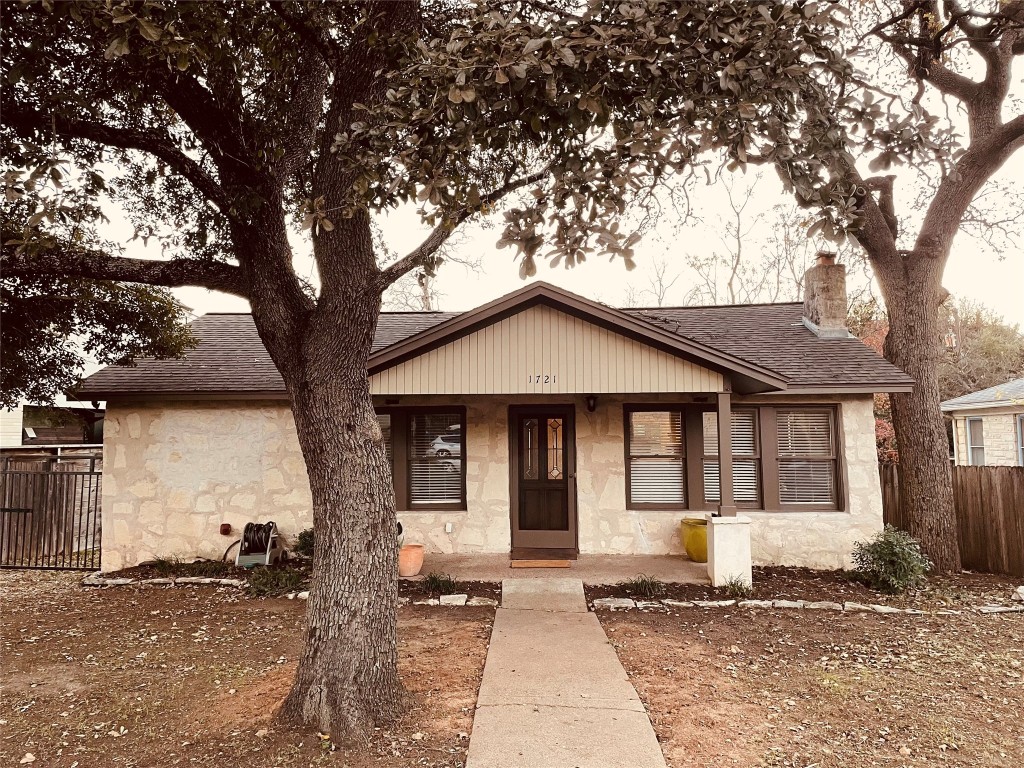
[103,558,502,601]
[586,565,1020,610]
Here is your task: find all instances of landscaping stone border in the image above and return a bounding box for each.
[80,573,1023,615]
[591,596,1024,616]
[79,573,499,607]
[82,572,246,588]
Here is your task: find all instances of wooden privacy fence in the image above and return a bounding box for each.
[880,463,1024,577]
[0,456,102,570]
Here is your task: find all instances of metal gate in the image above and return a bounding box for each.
[0,460,102,570]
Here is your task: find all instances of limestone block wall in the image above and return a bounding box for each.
[951,411,1022,466]
[101,401,312,572]
[102,393,884,572]
[570,394,884,569]
[100,398,513,571]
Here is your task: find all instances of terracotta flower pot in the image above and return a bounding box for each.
[398,544,425,577]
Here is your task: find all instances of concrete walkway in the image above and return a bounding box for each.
[466,578,667,768]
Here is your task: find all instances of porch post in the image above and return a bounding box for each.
[716,391,737,516]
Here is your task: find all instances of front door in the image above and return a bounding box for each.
[509,406,577,550]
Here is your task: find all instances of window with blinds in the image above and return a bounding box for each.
[966,417,985,466]
[626,410,686,506]
[776,409,837,506]
[702,410,760,505]
[409,412,463,505]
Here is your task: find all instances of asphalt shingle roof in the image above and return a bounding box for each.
[625,304,913,389]
[940,377,1024,410]
[76,300,912,398]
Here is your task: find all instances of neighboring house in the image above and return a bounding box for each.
[0,402,104,451]
[77,255,913,572]
[941,378,1024,467]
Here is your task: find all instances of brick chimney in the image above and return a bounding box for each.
[802,252,849,338]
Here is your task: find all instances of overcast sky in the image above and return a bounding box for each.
[156,157,1024,327]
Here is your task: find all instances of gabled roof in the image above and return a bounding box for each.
[74,281,913,399]
[940,377,1024,412]
[367,282,788,393]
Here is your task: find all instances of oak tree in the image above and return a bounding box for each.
[2,0,871,737]
[826,0,1024,571]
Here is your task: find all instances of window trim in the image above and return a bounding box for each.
[375,406,468,512]
[624,402,846,513]
[700,407,763,510]
[767,407,842,512]
[966,416,985,467]
[623,405,693,511]
[1017,414,1024,467]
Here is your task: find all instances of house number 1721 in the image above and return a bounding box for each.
[528,374,556,384]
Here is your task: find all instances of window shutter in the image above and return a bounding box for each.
[628,411,685,505]
[776,410,837,505]
[409,412,463,505]
[703,411,760,504]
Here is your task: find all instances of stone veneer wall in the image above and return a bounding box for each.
[101,394,883,571]
[951,410,1022,467]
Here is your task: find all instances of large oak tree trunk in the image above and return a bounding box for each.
[275,290,404,735]
[876,255,961,573]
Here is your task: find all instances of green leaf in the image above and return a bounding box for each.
[137,17,163,42]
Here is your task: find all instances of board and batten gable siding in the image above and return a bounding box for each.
[370,304,725,395]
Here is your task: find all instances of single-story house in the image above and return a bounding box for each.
[941,378,1024,466]
[77,255,913,572]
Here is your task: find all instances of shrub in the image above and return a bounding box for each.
[721,575,753,599]
[294,528,314,558]
[852,525,931,594]
[619,574,667,599]
[423,572,459,595]
[247,567,307,597]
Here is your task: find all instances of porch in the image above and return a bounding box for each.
[405,553,709,585]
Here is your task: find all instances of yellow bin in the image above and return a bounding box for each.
[680,518,708,563]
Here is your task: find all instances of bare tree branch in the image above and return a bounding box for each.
[376,169,548,288]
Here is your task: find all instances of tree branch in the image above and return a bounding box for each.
[914,113,1024,258]
[2,242,247,299]
[376,169,548,288]
[3,104,234,216]
[269,1,341,68]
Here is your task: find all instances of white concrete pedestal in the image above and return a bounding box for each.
[705,514,752,588]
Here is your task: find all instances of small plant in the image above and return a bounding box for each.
[619,574,667,599]
[852,525,931,594]
[423,572,459,595]
[247,567,307,597]
[294,528,314,558]
[151,556,179,576]
[721,575,753,599]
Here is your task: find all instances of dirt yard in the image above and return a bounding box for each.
[600,594,1023,767]
[0,571,494,767]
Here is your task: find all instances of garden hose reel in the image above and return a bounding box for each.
[235,521,285,568]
